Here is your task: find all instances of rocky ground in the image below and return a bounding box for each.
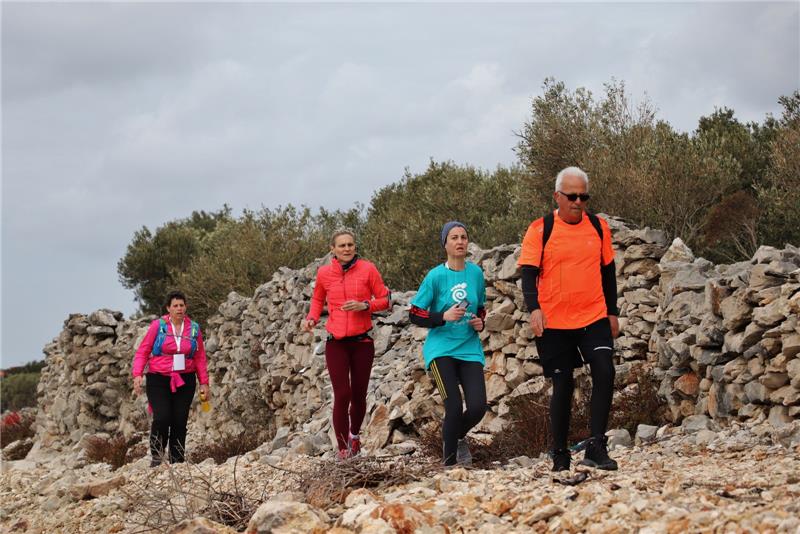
[2,419,799,533]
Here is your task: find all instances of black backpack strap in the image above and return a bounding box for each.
[586,212,603,241]
[587,212,605,262]
[539,213,555,272]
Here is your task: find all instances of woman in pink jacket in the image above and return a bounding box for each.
[132,291,210,466]
[303,230,390,460]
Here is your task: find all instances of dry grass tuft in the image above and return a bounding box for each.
[299,456,428,510]
[188,430,263,465]
[610,367,668,434]
[84,433,147,470]
[122,455,270,532]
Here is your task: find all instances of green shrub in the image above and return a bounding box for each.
[120,205,364,325]
[361,161,533,290]
[0,373,40,412]
[117,208,233,316]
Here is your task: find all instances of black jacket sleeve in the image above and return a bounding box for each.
[601,260,619,316]
[520,265,541,312]
[409,306,445,328]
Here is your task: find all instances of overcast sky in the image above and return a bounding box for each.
[2,2,798,368]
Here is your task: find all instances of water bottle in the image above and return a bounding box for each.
[199,390,210,412]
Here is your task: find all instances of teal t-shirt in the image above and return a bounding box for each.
[411,261,487,369]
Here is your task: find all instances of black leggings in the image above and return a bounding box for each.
[536,318,616,450]
[429,357,487,465]
[146,372,196,463]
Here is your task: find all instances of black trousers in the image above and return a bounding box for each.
[534,318,615,450]
[145,372,196,463]
[429,357,487,465]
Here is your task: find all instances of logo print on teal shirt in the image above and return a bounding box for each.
[450,282,467,303]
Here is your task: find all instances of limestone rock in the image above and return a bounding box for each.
[674,373,699,397]
[720,293,752,331]
[246,500,329,534]
[69,474,125,501]
[484,312,515,332]
[768,406,792,427]
[782,333,800,358]
[681,415,718,433]
[660,238,695,264]
[168,518,239,534]
[88,309,120,327]
[606,428,632,449]
[363,405,392,451]
[635,424,658,444]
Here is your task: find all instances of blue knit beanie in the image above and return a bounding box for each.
[441,221,467,247]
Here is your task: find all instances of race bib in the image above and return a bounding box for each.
[173,354,186,371]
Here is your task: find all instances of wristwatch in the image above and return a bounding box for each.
[363,300,370,311]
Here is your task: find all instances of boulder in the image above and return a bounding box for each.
[168,518,238,534]
[606,428,632,449]
[635,424,658,444]
[246,500,329,534]
[363,404,392,452]
[69,474,125,501]
[681,415,718,433]
[674,373,700,397]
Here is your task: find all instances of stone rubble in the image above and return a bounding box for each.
[1,420,798,533]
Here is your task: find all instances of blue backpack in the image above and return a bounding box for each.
[152,319,200,358]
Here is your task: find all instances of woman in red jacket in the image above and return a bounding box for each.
[132,290,210,466]
[303,230,390,460]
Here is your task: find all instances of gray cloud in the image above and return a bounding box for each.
[2,2,798,366]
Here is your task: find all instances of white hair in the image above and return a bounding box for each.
[555,166,589,191]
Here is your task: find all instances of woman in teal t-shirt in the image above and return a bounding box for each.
[409,221,487,466]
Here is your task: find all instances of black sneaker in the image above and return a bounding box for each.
[579,436,618,470]
[551,449,570,472]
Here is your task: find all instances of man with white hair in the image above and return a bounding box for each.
[517,166,620,471]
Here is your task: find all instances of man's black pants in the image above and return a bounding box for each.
[534,318,615,450]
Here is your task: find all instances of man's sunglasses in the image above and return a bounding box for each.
[558,191,591,202]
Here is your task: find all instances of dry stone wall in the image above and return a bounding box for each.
[34,310,151,450]
[30,216,800,456]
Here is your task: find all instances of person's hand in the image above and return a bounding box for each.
[133,375,143,396]
[608,315,620,338]
[341,300,369,312]
[443,304,467,322]
[302,318,316,332]
[199,383,210,400]
[468,315,483,331]
[530,309,546,337]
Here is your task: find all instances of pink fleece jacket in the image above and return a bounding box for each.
[132,316,209,390]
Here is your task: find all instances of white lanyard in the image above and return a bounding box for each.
[171,320,184,353]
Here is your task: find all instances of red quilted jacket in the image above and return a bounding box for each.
[306,257,390,339]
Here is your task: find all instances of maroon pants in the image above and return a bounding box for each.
[325,338,375,450]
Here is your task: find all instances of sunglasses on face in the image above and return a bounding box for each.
[558,191,591,202]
